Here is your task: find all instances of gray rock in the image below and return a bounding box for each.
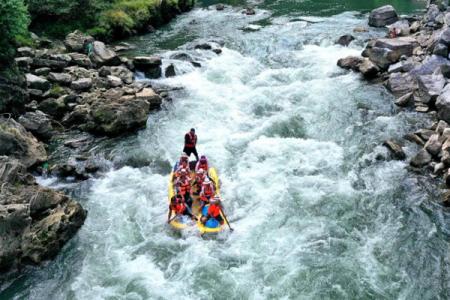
[336,34,355,47]
[366,47,399,69]
[368,5,399,27]
[383,139,406,160]
[415,73,446,104]
[358,59,379,78]
[440,27,450,46]
[0,118,47,168]
[25,74,51,91]
[69,53,93,68]
[337,56,362,70]
[387,20,411,36]
[410,55,450,76]
[110,66,134,84]
[133,56,162,78]
[165,64,176,77]
[374,37,419,58]
[47,72,72,86]
[433,43,448,57]
[436,84,450,123]
[395,92,413,106]
[71,78,92,91]
[387,59,416,73]
[15,57,32,71]
[410,149,432,167]
[386,72,417,97]
[31,58,68,71]
[34,67,51,76]
[38,96,68,119]
[425,133,443,156]
[135,88,162,109]
[107,75,122,87]
[64,30,94,53]
[18,111,54,141]
[436,120,449,134]
[0,157,86,272]
[17,47,35,57]
[88,41,121,66]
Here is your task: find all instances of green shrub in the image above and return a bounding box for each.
[100,8,135,37]
[0,0,30,63]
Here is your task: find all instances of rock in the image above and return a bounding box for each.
[133,56,162,78]
[69,53,93,68]
[433,43,448,57]
[387,20,411,36]
[425,133,443,156]
[358,59,379,78]
[425,4,441,25]
[38,96,68,119]
[47,72,72,86]
[113,42,135,52]
[110,66,134,84]
[71,78,92,91]
[107,75,122,87]
[165,64,176,77]
[445,169,450,187]
[374,37,419,58]
[410,21,421,33]
[386,72,417,97]
[436,84,450,123]
[366,47,399,69]
[64,30,94,53]
[25,74,51,91]
[90,96,151,136]
[62,105,90,127]
[434,162,446,174]
[387,59,416,73]
[416,129,435,142]
[337,56,363,70]
[17,47,35,57]
[415,73,446,104]
[395,92,414,106]
[244,7,256,15]
[135,88,163,109]
[0,118,47,168]
[410,55,450,76]
[436,120,449,134]
[441,64,450,78]
[368,5,399,27]
[0,157,86,272]
[88,41,120,66]
[383,139,406,160]
[28,89,44,100]
[410,149,432,167]
[15,57,32,71]
[216,3,225,10]
[442,190,450,206]
[416,105,430,113]
[18,111,54,141]
[34,67,51,76]
[404,133,425,145]
[336,34,355,47]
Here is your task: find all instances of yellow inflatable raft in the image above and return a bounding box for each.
[168,165,226,234]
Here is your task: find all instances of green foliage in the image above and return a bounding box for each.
[0,0,30,63]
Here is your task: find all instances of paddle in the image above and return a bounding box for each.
[219,204,234,232]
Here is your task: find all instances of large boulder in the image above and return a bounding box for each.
[135,88,163,109]
[64,30,94,53]
[90,96,151,136]
[436,84,450,123]
[365,47,400,69]
[410,149,432,167]
[25,73,51,91]
[88,41,121,66]
[18,111,54,141]
[368,5,399,27]
[0,117,47,168]
[133,56,162,78]
[0,157,86,272]
[358,59,379,78]
[386,72,417,97]
[69,53,93,68]
[47,72,72,86]
[415,73,446,104]
[337,56,363,70]
[410,55,450,76]
[374,37,419,58]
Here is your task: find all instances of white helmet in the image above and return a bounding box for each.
[197,168,204,174]
[203,178,211,184]
[180,168,187,174]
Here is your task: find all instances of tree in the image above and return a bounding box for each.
[0,0,30,63]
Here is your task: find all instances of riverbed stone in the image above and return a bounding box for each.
[336,34,355,47]
[425,133,444,156]
[383,139,406,160]
[395,92,414,106]
[386,72,417,97]
[415,73,446,104]
[26,74,51,91]
[369,5,399,27]
[133,56,162,78]
[107,75,122,87]
[88,41,121,66]
[71,78,92,91]
[18,111,54,141]
[436,84,450,123]
[337,56,362,70]
[135,88,162,109]
[47,72,72,86]
[358,59,379,78]
[0,117,47,168]
[69,53,93,68]
[410,149,433,167]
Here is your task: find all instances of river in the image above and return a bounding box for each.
[5,0,450,299]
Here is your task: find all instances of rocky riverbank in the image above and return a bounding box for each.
[0,26,224,274]
[337,1,450,205]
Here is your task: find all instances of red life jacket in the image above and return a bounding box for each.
[175,203,186,214]
[198,161,208,171]
[178,178,191,195]
[208,204,221,218]
[200,184,214,202]
[185,132,197,148]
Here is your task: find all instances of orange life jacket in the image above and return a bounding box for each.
[175,203,186,214]
[185,132,197,148]
[208,204,221,218]
[200,184,214,202]
[178,178,191,195]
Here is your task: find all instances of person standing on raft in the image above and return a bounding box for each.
[184,128,199,161]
